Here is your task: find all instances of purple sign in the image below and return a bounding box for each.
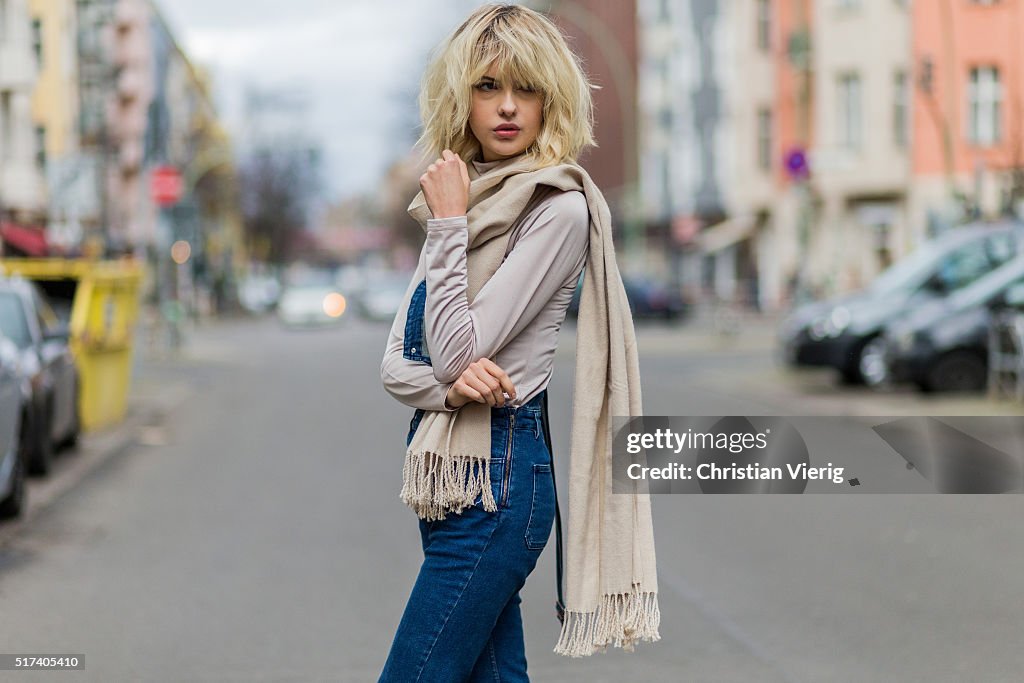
[785,148,809,180]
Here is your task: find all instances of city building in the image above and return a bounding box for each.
[0,0,47,232]
[638,0,731,300]
[30,0,86,252]
[909,0,1024,235]
[532,0,645,269]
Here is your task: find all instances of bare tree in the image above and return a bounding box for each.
[239,149,316,265]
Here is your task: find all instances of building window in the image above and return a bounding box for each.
[968,66,1001,145]
[893,70,908,148]
[757,108,772,172]
[756,0,771,51]
[35,127,46,170]
[838,73,862,149]
[31,18,42,67]
[0,92,11,163]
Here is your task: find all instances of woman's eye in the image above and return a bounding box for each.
[477,81,497,91]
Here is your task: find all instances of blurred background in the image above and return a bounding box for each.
[0,0,1023,680]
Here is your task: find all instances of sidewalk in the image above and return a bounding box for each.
[0,338,196,545]
[743,364,1024,420]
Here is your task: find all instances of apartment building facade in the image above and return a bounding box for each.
[809,0,912,293]
[29,0,86,250]
[0,0,47,223]
[909,0,1024,233]
[639,0,1024,312]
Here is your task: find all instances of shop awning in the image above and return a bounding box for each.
[696,215,756,253]
[0,223,49,257]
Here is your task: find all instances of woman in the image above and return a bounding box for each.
[379,5,660,681]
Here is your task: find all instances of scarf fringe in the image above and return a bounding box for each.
[553,587,661,658]
[400,449,498,522]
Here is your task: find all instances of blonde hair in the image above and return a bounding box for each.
[415,3,597,168]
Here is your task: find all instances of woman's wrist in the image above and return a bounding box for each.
[427,212,468,224]
[444,385,460,410]
[431,209,467,220]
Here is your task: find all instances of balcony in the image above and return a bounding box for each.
[0,45,36,90]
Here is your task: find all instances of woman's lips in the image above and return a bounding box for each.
[495,128,520,139]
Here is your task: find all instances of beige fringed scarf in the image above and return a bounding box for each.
[402,153,660,657]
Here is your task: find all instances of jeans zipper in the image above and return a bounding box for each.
[501,414,515,507]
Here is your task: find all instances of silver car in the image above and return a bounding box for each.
[0,335,29,519]
[0,278,81,477]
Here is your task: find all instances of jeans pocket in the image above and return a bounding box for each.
[525,463,554,550]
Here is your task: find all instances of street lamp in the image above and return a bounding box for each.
[154,145,235,352]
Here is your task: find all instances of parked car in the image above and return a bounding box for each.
[0,336,29,520]
[357,273,413,322]
[567,272,689,321]
[277,284,349,328]
[778,221,1024,385]
[238,274,281,314]
[0,278,81,476]
[884,254,1024,393]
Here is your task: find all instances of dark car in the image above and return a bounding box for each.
[778,221,1024,385]
[883,255,1024,393]
[567,272,689,321]
[0,278,81,476]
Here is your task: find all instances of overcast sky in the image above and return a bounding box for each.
[159,0,492,203]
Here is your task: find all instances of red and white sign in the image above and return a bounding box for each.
[151,165,183,207]
[672,215,702,245]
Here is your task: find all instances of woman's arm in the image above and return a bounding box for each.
[423,188,589,384]
[381,344,458,411]
[380,263,458,412]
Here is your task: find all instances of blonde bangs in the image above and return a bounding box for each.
[415,3,597,168]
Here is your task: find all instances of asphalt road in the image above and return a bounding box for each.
[0,314,1021,682]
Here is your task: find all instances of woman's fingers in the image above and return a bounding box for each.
[478,358,516,400]
[454,378,485,405]
[451,358,517,408]
[469,363,505,405]
[462,369,500,406]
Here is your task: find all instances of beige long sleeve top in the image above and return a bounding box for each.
[380,158,590,412]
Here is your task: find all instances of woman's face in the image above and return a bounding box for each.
[468,63,543,162]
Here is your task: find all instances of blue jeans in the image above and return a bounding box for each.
[379,390,556,683]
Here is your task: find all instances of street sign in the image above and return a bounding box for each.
[671,215,702,245]
[151,165,183,207]
[785,148,809,180]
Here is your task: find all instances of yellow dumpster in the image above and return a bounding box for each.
[0,258,143,431]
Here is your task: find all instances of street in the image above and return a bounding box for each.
[0,314,1022,682]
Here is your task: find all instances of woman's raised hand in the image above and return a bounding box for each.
[420,149,471,219]
[445,358,517,408]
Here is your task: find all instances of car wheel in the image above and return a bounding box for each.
[0,427,27,519]
[27,402,54,477]
[60,376,81,452]
[838,336,875,385]
[858,337,890,388]
[924,351,987,393]
[838,350,866,384]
